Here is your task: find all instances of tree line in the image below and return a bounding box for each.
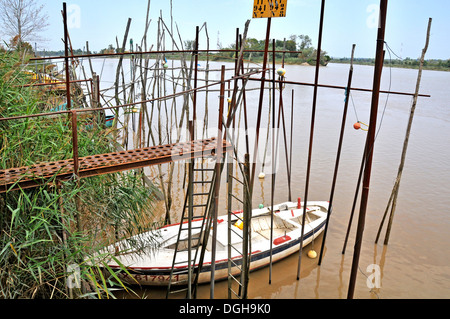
[331,56,450,71]
[212,34,331,66]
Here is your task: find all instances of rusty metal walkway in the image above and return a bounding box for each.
[0,138,231,193]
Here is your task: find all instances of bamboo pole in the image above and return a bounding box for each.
[376,18,432,245]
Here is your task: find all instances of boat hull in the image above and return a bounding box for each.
[106,201,328,286]
[112,222,325,286]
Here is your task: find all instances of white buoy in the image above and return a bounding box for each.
[258,172,265,179]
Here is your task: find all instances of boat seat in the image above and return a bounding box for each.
[274,215,296,230]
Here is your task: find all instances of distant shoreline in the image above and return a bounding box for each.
[330,58,450,72]
[36,50,450,72]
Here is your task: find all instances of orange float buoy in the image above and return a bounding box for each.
[353,122,362,130]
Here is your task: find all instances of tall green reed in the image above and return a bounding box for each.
[0,51,159,299]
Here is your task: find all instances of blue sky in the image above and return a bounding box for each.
[23,0,450,59]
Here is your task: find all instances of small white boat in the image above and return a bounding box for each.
[100,200,329,286]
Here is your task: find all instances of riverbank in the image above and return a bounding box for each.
[331,57,450,72]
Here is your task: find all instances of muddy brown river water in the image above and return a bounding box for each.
[92,60,450,299]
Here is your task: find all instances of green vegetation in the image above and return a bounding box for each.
[0,50,159,299]
[216,34,331,66]
[331,57,450,71]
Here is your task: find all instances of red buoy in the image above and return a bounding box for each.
[353,122,361,130]
[297,197,301,209]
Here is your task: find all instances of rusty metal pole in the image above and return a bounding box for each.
[187,120,194,299]
[242,153,251,299]
[210,65,226,299]
[269,38,276,284]
[193,26,199,126]
[318,44,356,265]
[297,0,325,280]
[70,109,82,235]
[63,3,72,111]
[342,138,368,255]
[71,110,80,176]
[250,17,271,191]
[347,0,388,299]
[239,36,250,155]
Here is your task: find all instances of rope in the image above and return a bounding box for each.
[349,40,397,141]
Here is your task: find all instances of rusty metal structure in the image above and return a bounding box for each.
[0,137,231,193]
[0,0,432,300]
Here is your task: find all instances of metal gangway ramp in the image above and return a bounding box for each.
[0,137,231,193]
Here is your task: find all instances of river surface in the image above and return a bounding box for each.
[81,58,450,299]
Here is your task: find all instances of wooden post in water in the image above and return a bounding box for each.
[376,18,432,246]
[347,0,388,299]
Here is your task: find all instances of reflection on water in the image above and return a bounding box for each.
[92,60,450,299]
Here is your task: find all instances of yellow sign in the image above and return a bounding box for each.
[253,0,288,18]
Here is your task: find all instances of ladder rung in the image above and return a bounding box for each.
[229,287,242,299]
[193,168,215,172]
[170,269,189,275]
[180,226,203,231]
[181,215,205,221]
[229,258,243,272]
[229,211,244,222]
[230,227,244,239]
[170,269,196,278]
[173,260,195,266]
[230,175,244,185]
[228,273,243,286]
[229,193,244,204]
[168,287,189,294]
[230,244,243,256]
[192,204,207,208]
[193,180,212,184]
[179,236,201,241]
[193,192,210,196]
